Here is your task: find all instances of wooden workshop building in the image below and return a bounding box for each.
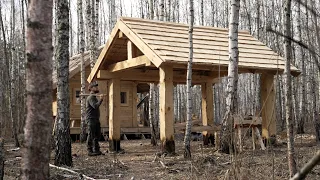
[87,17,300,153]
[52,48,150,136]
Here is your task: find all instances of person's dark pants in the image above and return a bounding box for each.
[86,119,101,153]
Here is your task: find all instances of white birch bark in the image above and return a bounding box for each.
[78,0,87,143]
[160,0,164,21]
[55,0,72,167]
[183,0,194,159]
[220,0,240,153]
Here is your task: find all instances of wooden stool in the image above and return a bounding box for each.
[234,117,266,151]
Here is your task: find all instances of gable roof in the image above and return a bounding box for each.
[88,17,300,83]
[52,46,103,89]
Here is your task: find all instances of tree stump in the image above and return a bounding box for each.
[0,138,4,180]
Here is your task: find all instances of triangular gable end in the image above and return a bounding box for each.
[87,18,164,83]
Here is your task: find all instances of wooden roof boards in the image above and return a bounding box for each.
[87,17,300,83]
[52,46,103,89]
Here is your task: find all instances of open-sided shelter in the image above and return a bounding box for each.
[88,17,300,153]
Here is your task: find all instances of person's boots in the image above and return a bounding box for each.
[88,149,96,156]
[93,148,104,155]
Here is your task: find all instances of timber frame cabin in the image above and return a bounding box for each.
[52,47,151,139]
[87,17,300,153]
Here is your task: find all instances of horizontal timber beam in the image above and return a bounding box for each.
[107,55,151,72]
[97,69,219,84]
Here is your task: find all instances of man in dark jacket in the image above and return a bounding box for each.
[86,82,104,156]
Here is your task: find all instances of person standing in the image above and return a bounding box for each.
[86,82,104,156]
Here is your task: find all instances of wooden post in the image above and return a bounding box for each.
[97,80,108,128]
[252,128,256,150]
[132,83,138,127]
[0,138,4,180]
[159,65,175,154]
[261,73,276,140]
[127,40,136,60]
[201,81,215,145]
[108,78,121,152]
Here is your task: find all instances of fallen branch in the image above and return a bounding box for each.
[159,161,168,168]
[7,148,20,152]
[290,150,320,180]
[49,163,96,180]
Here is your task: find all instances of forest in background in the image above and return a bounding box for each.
[1,0,320,141]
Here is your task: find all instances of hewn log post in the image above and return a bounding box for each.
[108,78,121,152]
[261,73,276,141]
[132,82,138,127]
[201,81,215,145]
[97,80,108,128]
[159,65,175,154]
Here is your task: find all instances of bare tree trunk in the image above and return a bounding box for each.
[200,0,204,25]
[89,0,96,69]
[110,0,116,31]
[149,84,157,146]
[160,0,164,21]
[312,75,320,142]
[211,0,215,26]
[54,0,72,167]
[149,0,154,20]
[21,0,53,178]
[86,0,91,50]
[78,0,87,143]
[148,0,157,146]
[95,0,99,45]
[283,0,297,177]
[296,0,306,134]
[10,0,20,148]
[220,0,240,154]
[184,0,194,159]
[69,0,73,56]
[0,138,4,180]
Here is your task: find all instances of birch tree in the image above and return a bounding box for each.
[89,0,96,69]
[21,0,53,178]
[283,0,297,176]
[160,0,164,21]
[148,0,157,146]
[296,0,305,134]
[78,0,86,143]
[10,0,20,148]
[220,0,240,154]
[184,0,194,159]
[55,0,72,166]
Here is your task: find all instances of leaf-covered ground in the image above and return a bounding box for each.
[3,133,320,180]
